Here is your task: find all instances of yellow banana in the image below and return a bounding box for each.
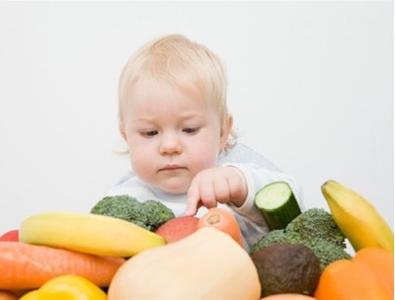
[322,180,393,252]
[20,212,165,257]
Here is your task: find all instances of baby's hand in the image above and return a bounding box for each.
[184,166,248,216]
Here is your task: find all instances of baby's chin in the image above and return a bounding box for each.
[157,178,190,195]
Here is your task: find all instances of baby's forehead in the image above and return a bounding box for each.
[127,77,209,106]
[121,79,223,124]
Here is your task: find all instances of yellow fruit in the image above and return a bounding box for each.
[20,212,165,257]
[322,180,393,252]
[20,275,107,300]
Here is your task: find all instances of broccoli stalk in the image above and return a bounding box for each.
[90,195,175,231]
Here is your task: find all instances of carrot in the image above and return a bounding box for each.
[0,291,18,300]
[0,242,125,290]
[198,208,243,246]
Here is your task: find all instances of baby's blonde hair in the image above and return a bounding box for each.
[118,34,236,151]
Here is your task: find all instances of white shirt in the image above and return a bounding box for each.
[106,143,303,250]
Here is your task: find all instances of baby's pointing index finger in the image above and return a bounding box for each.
[184,183,200,216]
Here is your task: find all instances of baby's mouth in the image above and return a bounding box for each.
[158,165,187,172]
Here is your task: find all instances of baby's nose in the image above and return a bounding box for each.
[159,133,182,155]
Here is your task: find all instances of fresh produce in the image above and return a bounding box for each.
[285,208,346,247]
[0,291,18,300]
[254,181,301,229]
[108,227,261,300]
[142,200,175,230]
[315,247,394,300]
[251,209,350,269]
[0,241,124,289]
[20,212,165,257]
[155,215,199,243]
[91,195,175,231]
[252,244,321,297]
[261,295,316,300]
[250,229,288,252]
[304,239,351,270]
[0,230,18,242]
[322,180,394,252]
[19,275,106,300]
[198,207,243,245]
[353,247,394,295]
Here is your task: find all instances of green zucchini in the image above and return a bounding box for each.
[254,181,301,230]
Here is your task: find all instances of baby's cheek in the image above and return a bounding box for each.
[191,151,218,173]
[130,152,153,180]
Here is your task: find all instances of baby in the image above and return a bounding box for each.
[108,34,302,247]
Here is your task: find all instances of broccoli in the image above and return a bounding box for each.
[251,208,350,270]
[285,208,346,248]
[249,230,287,254]
[306,239,351,269]
[90,195,174,231]
[142,200,175,230]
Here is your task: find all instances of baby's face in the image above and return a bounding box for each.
[121,79,229,194]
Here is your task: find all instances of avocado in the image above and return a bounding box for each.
[251,243,321,297]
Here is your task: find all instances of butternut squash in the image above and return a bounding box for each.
[108,227,261,300]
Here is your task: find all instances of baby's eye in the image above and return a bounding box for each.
[140,130,158,137]
[182,127,200,134]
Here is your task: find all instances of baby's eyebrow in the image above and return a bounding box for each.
[131,113,205,123]
[178,113,205,121]
[131,117,155,123]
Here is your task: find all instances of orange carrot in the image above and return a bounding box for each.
[198,208,243,246]
[0,242,124,290]
[0,291,18,300]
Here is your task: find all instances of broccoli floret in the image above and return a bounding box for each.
[250,230,287,254]
[90,195,149,227]
[306,239,351,269]
[142,200,175,230]
[285,208,346,248]
[90,195,174,231]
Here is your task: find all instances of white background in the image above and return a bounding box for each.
[0,2,393,233]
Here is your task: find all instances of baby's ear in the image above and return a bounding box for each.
[220,114,233,149]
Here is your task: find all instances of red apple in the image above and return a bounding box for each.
[0,229,19,242]
[155,216,199,243]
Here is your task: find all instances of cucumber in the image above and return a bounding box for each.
[254,181,301,230]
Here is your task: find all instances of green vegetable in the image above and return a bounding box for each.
[251,208,350,269]
[250,230,288,254]
[286,208,346,247]
[307,239,351,269]
[254,181,301,230]
[142,200,177,230]
[90,195,175,231]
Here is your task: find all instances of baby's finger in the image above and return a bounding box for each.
[214,179,230,204]
[228,172,245,201]
[185,181,200,216]
[199,180,217,209]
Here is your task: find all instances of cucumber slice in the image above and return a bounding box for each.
[254,181,301,230]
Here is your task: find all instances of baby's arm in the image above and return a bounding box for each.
[224,163,303,248]
[223,163,303,225]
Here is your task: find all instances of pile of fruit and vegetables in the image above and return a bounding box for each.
[0,180,393,300]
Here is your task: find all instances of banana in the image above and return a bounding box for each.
[20,212,165,257]
[321,180,393,252]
